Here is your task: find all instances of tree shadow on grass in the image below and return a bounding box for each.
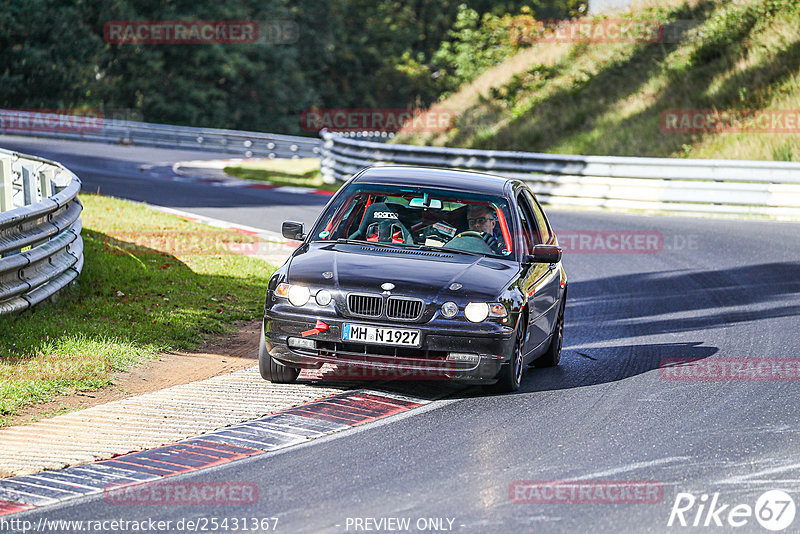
[454,0,800,158]
[0,229,271,366]
[603,35,800,158]
[463,1,717,153]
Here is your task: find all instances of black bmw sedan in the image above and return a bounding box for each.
[259,166,567,393]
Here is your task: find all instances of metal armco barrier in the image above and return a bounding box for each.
[320,132,800,219]
[0,109,321,159]
[0,148,83,315]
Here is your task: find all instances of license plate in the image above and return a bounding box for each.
[342,323,421,347]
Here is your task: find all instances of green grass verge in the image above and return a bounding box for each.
[397,0,800,161]
[0,195,275,426]
[224,158,341,192]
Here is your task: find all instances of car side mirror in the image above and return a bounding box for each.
[282,221,306,240]
[527,244,562,264]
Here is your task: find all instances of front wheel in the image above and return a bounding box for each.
[486,324,525,394]
[258,323,300,383]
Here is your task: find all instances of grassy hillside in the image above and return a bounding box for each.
[396,0,800,161]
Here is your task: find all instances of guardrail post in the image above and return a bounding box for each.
[39,168,54,199]
[20,164,38,206]
[0,157,12,212]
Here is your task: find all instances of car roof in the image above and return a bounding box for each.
[352,166,512,196]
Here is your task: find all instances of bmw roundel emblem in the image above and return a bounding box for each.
[381,282,395,291]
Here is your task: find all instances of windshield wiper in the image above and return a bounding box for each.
[417,245,483,257]
[336,238,405,249]
[337,239,485,257]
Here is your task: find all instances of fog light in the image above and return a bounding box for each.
[441,301,458,318]
[288,337,316,350]
[447,352,479,363]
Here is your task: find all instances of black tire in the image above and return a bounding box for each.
[258,323,300,383]
[486,322,525,394]
[533,298,565,368]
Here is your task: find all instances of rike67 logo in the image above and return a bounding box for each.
[668,490,796,531]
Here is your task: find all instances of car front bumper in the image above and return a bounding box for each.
[263,310,516,383]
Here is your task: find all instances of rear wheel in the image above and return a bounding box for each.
[486,323,525,394]
[258,323,300,383]
[533,298,565,368]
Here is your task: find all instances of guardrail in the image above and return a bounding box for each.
[0,109,321,159]
[0,148,83,315]
[320,132,800,219]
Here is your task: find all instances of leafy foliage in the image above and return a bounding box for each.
[0,0,586,134]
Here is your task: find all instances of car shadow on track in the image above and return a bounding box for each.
[519,341,719,393]
[564,262,800,342]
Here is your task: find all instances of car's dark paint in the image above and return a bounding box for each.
[288,243,518,306]
[261,166,567,388]
[530,244,562,264]
[343,165,511,196]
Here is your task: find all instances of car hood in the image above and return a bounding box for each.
[287,242,518,301]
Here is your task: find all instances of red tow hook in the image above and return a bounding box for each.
[301,320,330,337]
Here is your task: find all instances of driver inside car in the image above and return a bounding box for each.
[466,205,505,254]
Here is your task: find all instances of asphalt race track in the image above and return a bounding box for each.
[3,135,800,533]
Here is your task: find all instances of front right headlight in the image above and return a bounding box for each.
[315,289,332,306]
[287,285,311,306]
[275,283,311,306]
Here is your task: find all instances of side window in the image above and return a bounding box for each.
[515,194,534,254]
[524,190,551,243]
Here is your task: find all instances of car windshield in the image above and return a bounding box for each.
[310,183,516,259]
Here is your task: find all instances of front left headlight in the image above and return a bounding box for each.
[441,301,458,318]
[464,302,489,322]
[464,302,507,322]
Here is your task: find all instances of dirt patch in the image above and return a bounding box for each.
[7,321,261,427]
